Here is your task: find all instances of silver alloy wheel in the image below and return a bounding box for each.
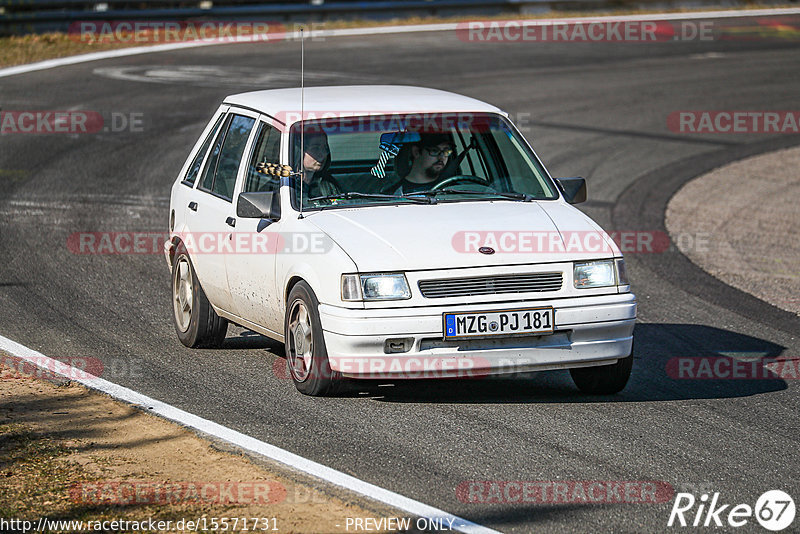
[173,257,193,332]
[288,300,313,382]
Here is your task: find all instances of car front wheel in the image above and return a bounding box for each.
[171,245,228,348]
[570,349,633,395]
[285,281,343,396]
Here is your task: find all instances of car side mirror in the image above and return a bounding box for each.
[237,191,281,220]
[555,177,587,204]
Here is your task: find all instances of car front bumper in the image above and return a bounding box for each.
[318,292,636,379]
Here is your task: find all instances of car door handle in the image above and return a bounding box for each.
[188,202,198,211]
[225,217,236,228]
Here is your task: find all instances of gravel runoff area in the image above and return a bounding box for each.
[0,355,400,532]
[666,145,800,316]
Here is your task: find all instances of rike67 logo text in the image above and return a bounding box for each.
[668,490,795,531]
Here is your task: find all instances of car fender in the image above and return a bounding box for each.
[279,248,361,313]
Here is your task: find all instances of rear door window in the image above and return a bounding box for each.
[183,114,224,187]
[199,114,256,200]
[199,115,230,193]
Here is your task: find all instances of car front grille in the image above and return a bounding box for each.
[418,272,563,298]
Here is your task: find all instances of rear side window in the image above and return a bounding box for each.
[200,115,230,192]
[212,115,256,199]
[244,122,282,193]
[183,114,224,186]
[199,114,256,200]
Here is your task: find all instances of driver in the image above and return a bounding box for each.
[295,130,343,200]
[384,133,455,195]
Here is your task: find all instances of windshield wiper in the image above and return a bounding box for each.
[404,188,535,201]
[308,192,433,204]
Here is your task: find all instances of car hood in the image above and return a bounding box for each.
[305,201,619,272]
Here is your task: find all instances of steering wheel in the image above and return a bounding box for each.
[431,175,490,190]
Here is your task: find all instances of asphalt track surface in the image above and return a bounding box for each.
[2,14,800,533]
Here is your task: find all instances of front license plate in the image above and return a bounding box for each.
[443,307,554,340]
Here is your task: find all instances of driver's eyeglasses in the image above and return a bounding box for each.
[423,146,454,158]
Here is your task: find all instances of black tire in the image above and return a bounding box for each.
[284,281,343,396]
[570,349,633,395]
[171,245,227,348]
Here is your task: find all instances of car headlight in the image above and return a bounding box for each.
[574,260,616,288]
[341,273,411,301]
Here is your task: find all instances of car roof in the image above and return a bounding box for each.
[223,85,505,124]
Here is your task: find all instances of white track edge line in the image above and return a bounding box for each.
[0,333,499,534]
[1,7,800,79]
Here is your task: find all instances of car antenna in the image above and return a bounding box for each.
[298,26,305,220]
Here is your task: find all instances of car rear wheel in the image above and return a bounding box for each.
[172,246,227,348]
[570,348,633,395]
[285,281,343,396]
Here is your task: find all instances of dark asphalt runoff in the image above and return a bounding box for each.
[1,14,800,533]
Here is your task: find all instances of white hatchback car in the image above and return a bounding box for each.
[166,86,636,396]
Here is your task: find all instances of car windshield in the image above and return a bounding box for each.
[288,113,558,211]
